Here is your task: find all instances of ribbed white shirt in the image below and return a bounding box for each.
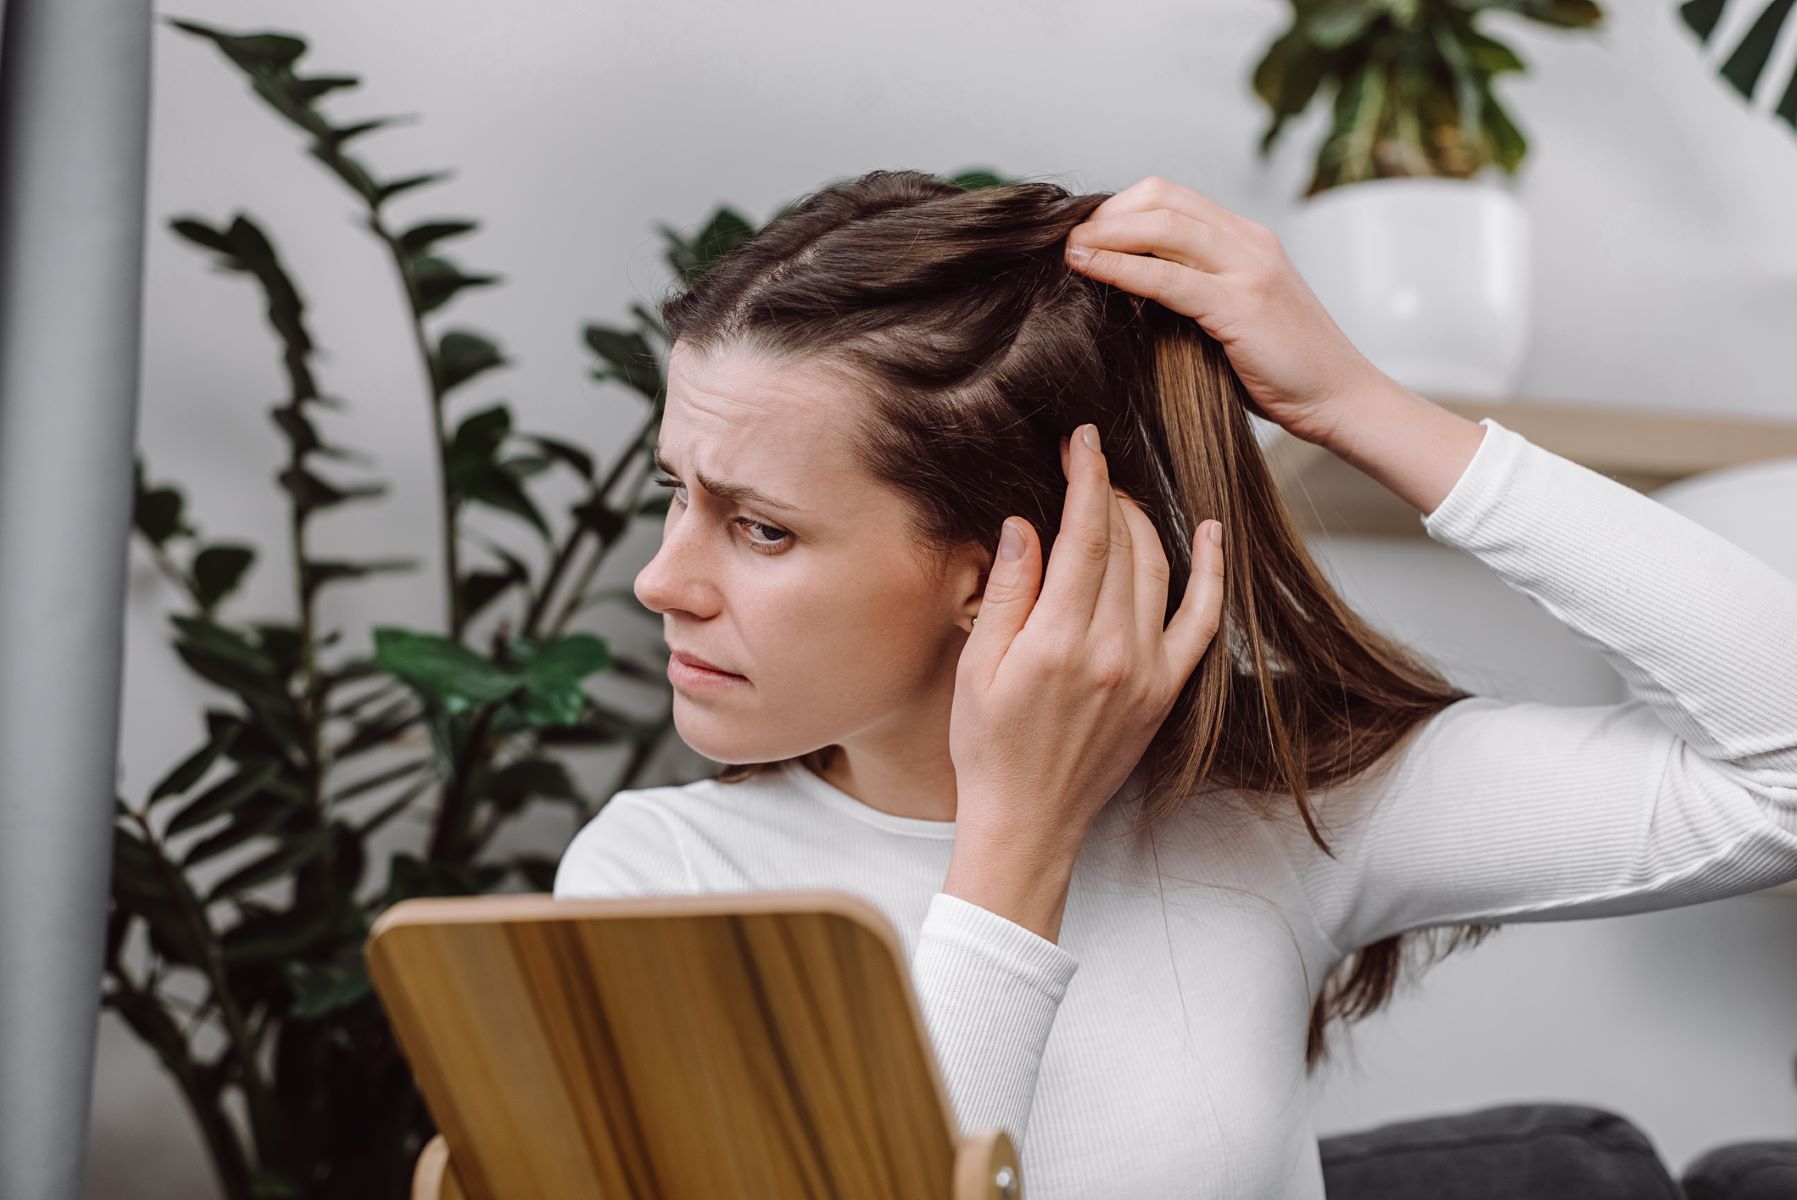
[554,417,1797,1198]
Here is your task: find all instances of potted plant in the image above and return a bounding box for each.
[1251,0,1604,398]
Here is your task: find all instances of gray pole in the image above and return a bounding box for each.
[0,0,156,1196]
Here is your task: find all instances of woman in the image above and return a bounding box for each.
[554,170,1797,1197]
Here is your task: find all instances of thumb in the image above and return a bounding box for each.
[971,517,1040,657]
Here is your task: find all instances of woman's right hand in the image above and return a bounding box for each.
[944,421,1227,938]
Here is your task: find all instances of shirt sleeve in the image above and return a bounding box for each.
[552,791,693,897]
[1299,417,1797,955]
[909,891,1079,1153]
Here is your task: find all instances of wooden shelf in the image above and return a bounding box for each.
[1269,395,1797,899]
[1266,393,1797,538]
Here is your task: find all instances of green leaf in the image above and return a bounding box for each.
[1482,91,1528,171]
[376,170,453,206]
[168,217,235,256]
[582,324,663,399]
[171,614,281,683]
[1462,30,1526,74]
[203,709,293,769]
[165,20,308,71]
[519,433,595,480]
[514,632,611,684]
[206,827,334,903]
[1252,25,1335,156]
[352,774,435,838]
[399,219,479,255]
[283,958,374,1021]
[299,556,420,599]
[383,853,509,904]
[1463,0,1602,28]
[371,627,521,714]
[432,330,508,394]
[193,544,256,611]
[219,899,346,967]
[945,169,1013,191]
[409,256,501,315]
[181,795,296,868]
[332,694,421,759]
[133,467,190,546]
[141,893,210,969]
[330,756,432,804]
[571,495,630,545]
[315,116,404,153]
[148,724,244,807]
[165,758,286,837]
[277,464,387,519]
[289,74,359,103]
[656,206,757,288]
[450,403,511,459]
[460,464,551,541]
[111,827,167,903]
[478,757,580,815]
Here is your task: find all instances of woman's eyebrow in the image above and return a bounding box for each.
[652,449,805,514]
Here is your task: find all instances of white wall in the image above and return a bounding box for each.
[91,1,1797,1194]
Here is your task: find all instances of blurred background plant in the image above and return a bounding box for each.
[1251,0,1605,196]
[107,17,1011,1198]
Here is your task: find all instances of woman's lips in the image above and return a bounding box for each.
[668,649,747,688]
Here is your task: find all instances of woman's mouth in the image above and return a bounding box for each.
[668,650,748,689]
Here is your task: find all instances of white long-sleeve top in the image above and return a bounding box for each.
[554,417,1797,1198]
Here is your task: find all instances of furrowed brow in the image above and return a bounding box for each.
[653,450,804,514]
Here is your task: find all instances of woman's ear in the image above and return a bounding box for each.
[950,537,994,634]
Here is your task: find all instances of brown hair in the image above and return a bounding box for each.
[652,168,1497,1071]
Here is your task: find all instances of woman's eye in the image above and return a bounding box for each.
[651,475,791,553]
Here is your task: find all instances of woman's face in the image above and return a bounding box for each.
[633,341,987,765]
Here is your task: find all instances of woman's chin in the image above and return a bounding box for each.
[674,709,819,769]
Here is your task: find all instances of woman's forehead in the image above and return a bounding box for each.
[660,346,876,507]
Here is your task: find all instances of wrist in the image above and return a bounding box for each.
[1313,383,1487,517]
[943,832,1078,943]
[1305,371,1423,452]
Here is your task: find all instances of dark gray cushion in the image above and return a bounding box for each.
[1682,1140,1797,1200]
[1318,1102,1681,1199]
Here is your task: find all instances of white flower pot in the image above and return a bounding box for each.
[1272,177,1531,399]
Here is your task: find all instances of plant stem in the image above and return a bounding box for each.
[105,979,256,1200]
[134,809,292,1173]
[535,408,662,641]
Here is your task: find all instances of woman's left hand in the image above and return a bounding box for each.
[1063,175,1393,448]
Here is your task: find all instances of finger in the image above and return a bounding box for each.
[1113,489,1170,645]
[1066,209,1248,277]
[1090,479,1136,643]
[966,515,1042,686]
[1162,518,1226,683]
[1039,424,1116,627]
[1086,175,1260,238]
[1064,239,1230,325]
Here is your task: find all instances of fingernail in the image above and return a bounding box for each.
[999,518,1024,561]
[1081,424,1100,453]
[1208,520,1222,546]
[1065,243,1093,268]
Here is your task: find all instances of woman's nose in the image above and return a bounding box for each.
[633,517,713,617]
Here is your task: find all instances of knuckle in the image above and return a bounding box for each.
[1073,527,1111,564]
[1088,649,1130,691]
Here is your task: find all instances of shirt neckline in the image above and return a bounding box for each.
[782,759,960,840]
